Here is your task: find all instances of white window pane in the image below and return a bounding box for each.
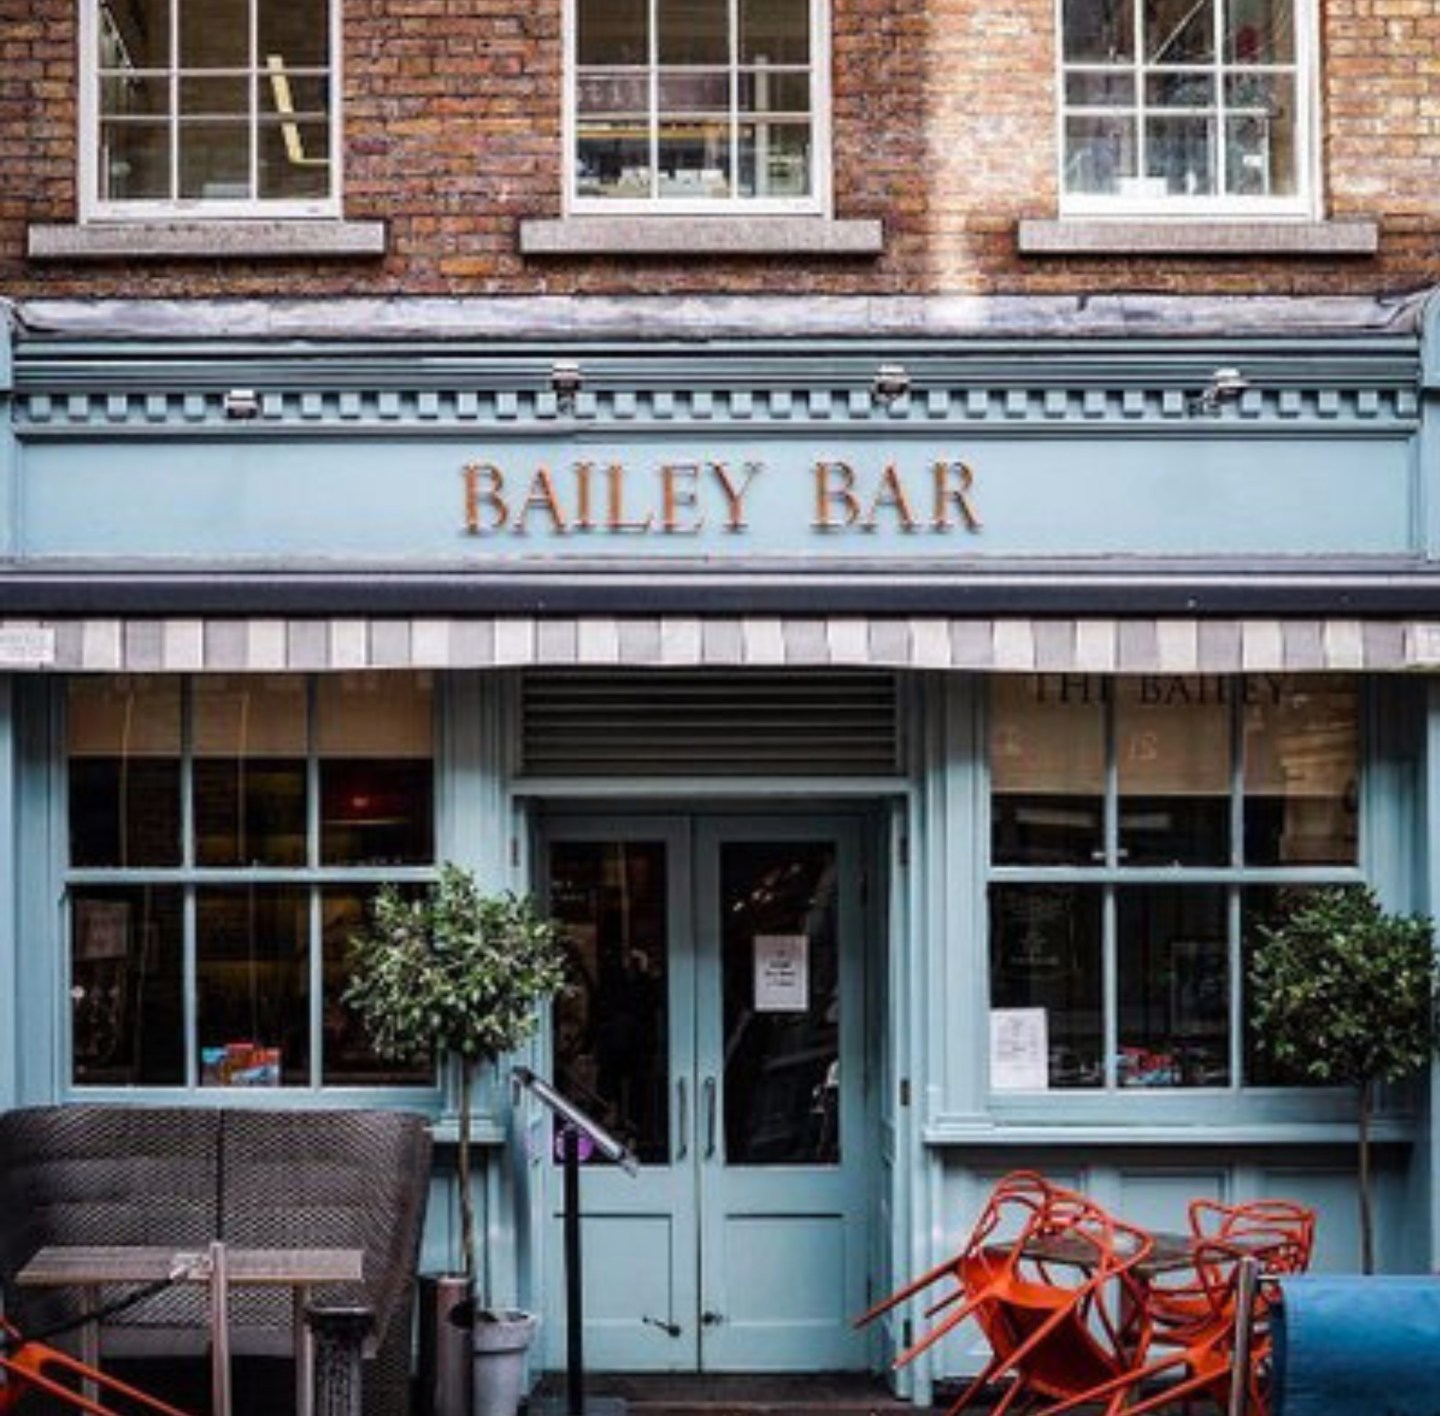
[738,120,811,197]
[181,74,250,117]
[1145,0,1214,63]
[101,0,172,69]
[1064,114,1137,194]
[1064,70,1135,106]
[740,0,809,64]
[315,672,434,758]
[578,0,648,64]
[179,120,252,198]
[180,0,250,68]
[259,0,328,67]
[1145,113,1216,195]
[577,71,648,116]
[101,74,169,117]
[260,120,331,197]
[1063,0,1134,63]
[577,125,652,198]
[1145,71,1215,108]
[102,121,172,198]
[658,68,729,113]
[657,120,731,197]
[657,0,729,64]
[1225,0,1293,62]
[739,70,810,114]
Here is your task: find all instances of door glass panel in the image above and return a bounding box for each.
[721,841,839,1166]
[550,841,670,1165]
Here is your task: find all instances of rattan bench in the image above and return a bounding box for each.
[0,1104,431,1416]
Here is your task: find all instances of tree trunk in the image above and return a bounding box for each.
[1358,1078,1375,1275]
[458,1057,477,1288]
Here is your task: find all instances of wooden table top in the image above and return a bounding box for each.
[18,1245,363,1287]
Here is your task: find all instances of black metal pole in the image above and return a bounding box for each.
[564,1123,584,1416]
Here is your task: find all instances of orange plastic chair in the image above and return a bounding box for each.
[1041,1200,1316,1416]
[857,1172,1156,1416]
[0,1316,195,1416]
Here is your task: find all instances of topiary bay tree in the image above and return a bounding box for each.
[1250,885,1439,1273]
[344,862,568,1294]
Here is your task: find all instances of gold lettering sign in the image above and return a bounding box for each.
[461,459,982,537]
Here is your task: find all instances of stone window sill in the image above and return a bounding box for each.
[1017,217,1379,257]
[28,219,387,262]
[519,215,884,257]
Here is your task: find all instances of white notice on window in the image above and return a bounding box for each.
[754,934,809,1013]
[989,1007,1049,1091]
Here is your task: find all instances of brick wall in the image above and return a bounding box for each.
[2,0,1437,301]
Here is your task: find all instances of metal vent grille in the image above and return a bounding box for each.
[520,670,901,777]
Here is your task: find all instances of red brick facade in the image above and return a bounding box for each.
[2,0,1437,300]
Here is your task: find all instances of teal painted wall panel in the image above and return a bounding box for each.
[17,433,1419,560]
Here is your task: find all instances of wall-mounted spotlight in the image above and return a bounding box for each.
[871,362,911,407]
[1189,366,1250,415]
[550,359,582,412]
[222,388,261,420]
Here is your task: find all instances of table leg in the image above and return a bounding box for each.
[296,1285,314,1416]
[80,1283,100,1407]
[209,1241,232,1416]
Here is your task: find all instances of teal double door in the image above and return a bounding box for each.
[539,813,871,1373]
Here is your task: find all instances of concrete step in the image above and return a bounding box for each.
[530,1374,914,1416]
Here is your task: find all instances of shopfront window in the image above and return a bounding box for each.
[66,673,435,1090]
[990,674,1359,1091]
[571,0,823,210]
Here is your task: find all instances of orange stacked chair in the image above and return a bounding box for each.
[0,1316,195,1416]
[858,1171,1156,1416]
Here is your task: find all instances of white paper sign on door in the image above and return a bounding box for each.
[989,1007,1049,1091]
[754,934,809,1012]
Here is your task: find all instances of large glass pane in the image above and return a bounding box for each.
[1244,676,1358,866]
[1117,887,1229,1087]
[259,0,329,68]
[577,125,652,197]
[100,0,172,70]
[71,887,185,1086]
[657,120,731,197]
[179,119,251,198]
[1224,73,1295,197]
[1225,0,1293,63]
[194,677,307,867]
[317,673,434,865]
[550,842,670,1165]
[1145,113,1216,195]
[657,0,728,64]
[1242,885,1326,1085]
[1116,676,1230,865]
[1064,114,1137,194]
[722,841,840,1164]
[578,0,649,65]
[991,676,1105,866]
[321,886,433,1086]
[1145,0,1214,63]
[740,0,809,65]
[1063,0,1135,64]
[197,886,309,1086]
[101,121,173,200]
[68,677,181,867]
[738,120,811,197]
[180,0,249,68]
[990,885,1103,1089]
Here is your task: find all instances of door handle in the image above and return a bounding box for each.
[676,1078,688,1161]
[704,1076,717,1159]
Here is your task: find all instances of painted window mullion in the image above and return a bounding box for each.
[169,0,180,202]
[729,0,739,199]
[649,0,659,201]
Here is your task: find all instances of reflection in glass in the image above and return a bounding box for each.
[991,676,1105,865]
[68,677,182,868]
[321,887,433,1086]
[194,677,307,867]
[990,885,1103,1089]
[71,887,185,1086]
[658,0,728,64]
[1062,0,1135,64]
[1117,677,1230,865]
[179,120,251,199]
[197,887,309,1086]
[1145,0,1214,63]
[102,0,173,69]
[657,121,731,197]
[1225,0,1293,62]
[1117,888,1229,1088]
[550,842,670,1165]
[740,0,809,63]
[1064,114,1137,194]
[101,122,171,200]
[738,121,811,197]
[1145,114,1215,195]
[1244,676,1357,865]
[722,842,840,1164]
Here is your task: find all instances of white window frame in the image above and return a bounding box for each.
[79,0,342,222]
[1055,0,1319,219]
[564,0,831,217]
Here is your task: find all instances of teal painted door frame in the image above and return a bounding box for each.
[537,811,872,1373]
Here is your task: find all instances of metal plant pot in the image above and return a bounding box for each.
[417,1274,475,1416]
